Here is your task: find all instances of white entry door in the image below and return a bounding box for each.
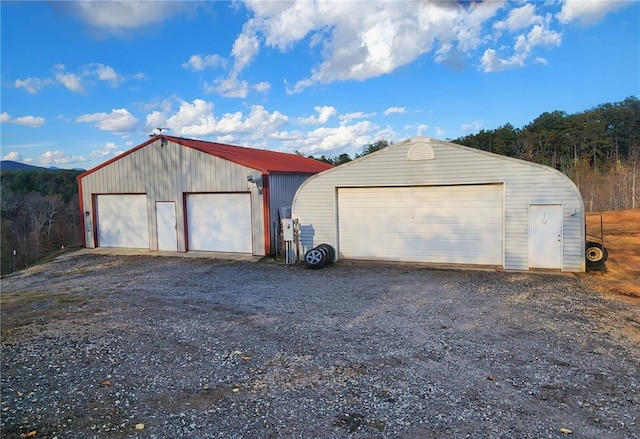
[156,202,177,251]
[529,204,563,269]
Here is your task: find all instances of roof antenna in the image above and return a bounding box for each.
[149,127,170,137]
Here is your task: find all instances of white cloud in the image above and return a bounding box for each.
[54,65,85,93]
[202,26,262,98]
[38,150,87,166]
[154,99,390,157]
[557,0,633,26]
[165,100,290,138]
[85,63,125,87]
[283,120,386,157]
[384,107,407,116]
[14,64,126,95]
[229,0,632,92]
[520,24,562,51]
[0,113,46,127]
[340,111,375,123]
[76,108,139,133]
[146,111,167,132]
[205,73,250,98]
[232,30,261,73]
[298,106,337,124]
[494,4,540,32]
[417,124,430,137]
[2,151,22,161]
[253,81,271,94]
[67,1,189,32]
[403,122,430,137]
[435,127,446,137]
[214,105,288,137]
[165,99,216,136]
[183,54,227,71]
[238,0,509,92]
[151,98,399,158]
[481,24,561,72]
[91,142,124,159]
[461,120,483,133]
[13,116,46,128]
[14,77,54,94]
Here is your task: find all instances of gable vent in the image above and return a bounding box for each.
[407,142,435,161]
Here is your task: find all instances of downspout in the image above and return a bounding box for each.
[77,175,86,248]
[262,173,271,255]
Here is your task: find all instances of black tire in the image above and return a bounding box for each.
[317,244,335,263]
[586,242,608,265]
[304,247,327,269]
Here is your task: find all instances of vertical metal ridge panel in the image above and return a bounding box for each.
[267,173,315,254]
[77,139,268,255]
[293,138,585,272]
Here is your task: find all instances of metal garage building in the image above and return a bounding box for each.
[78,135,332,255]
[292,137,586,272]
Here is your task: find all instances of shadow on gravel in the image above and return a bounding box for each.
[1,254,638,439]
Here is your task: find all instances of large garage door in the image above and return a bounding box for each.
[96,194,149,248]
[338,185,503,265]
[186,193,252,253]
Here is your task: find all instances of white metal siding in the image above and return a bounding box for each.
[186,193,252,253]
[78,139,266,255]
[96,194,149,248]
[268,173,315,254]
[293,138,585,272]
[338,185,503,265]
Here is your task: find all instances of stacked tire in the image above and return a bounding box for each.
[303,244,336,269]
[585,241,608,270]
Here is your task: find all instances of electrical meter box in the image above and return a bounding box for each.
[281,218,294,242]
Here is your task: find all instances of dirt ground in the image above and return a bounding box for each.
[584,208,640,305]
[1,235,639,438]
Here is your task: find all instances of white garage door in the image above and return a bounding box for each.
[96,194,149,248]
[186,193,252,253]
[338,185,503,265]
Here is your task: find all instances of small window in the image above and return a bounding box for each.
[407,142,435,161]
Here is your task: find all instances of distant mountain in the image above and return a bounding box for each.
[1,160,47,171]
[0,161,85,172]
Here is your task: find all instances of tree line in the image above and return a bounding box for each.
[314,96,639,211]
[1,96,637,274]
[454,96,639,211]
[1,169,83,274]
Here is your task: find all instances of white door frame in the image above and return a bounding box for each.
[529,204,563,269]
[156,201,178,252]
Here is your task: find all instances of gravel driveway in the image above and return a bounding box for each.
[1,253,639,439]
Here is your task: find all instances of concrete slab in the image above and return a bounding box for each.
[71,247,265,262]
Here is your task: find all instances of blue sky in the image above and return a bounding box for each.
[1,0,638,170]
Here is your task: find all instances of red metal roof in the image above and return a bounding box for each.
[78,135,333,180]
[166,136,333,174]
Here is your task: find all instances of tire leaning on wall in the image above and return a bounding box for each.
[317,244,335,264]
[303,244,335,269]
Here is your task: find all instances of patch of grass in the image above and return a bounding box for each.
[1,290,88,310]
[37,244,83,264]
[49,267,93,278]
[0,290,47,305]
[1,290,91,332]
